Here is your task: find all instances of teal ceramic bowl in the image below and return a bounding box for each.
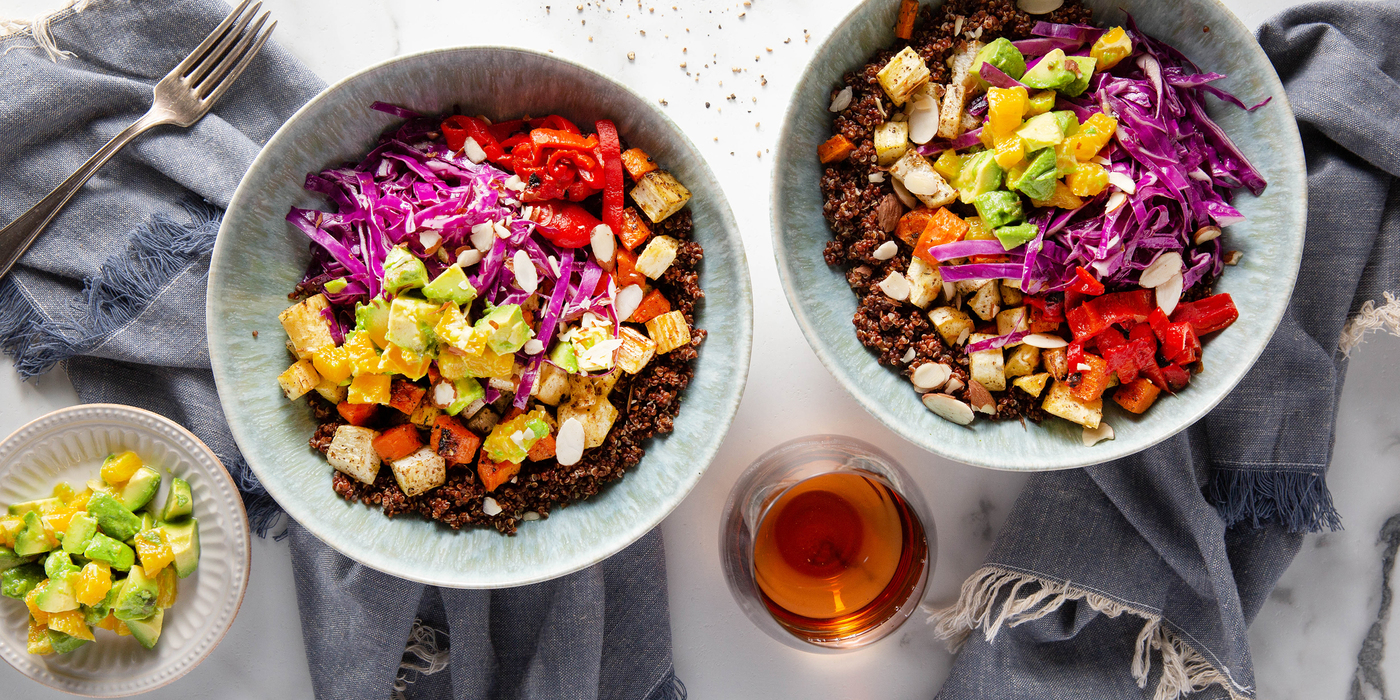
[208,47,752,587]
[773,0,1304,470]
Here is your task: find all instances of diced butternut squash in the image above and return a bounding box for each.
[477,458,521,493]
[818,134,856,164]
[278,359,321,401]
[278,294,336,360]
[373,424,425,463]
[1112,377,1162,414]
[430,416,481,467]
[630,289,672,325]
[1071,354,1111,402]
[645,311,692,354]
[621,148,658,180]
[337,401,378,426]
[894,0,918,39]
[527,434,556,462]
[619,207,653,251]
[388,378,427,415]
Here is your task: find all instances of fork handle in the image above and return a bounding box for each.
[0,108,172,281]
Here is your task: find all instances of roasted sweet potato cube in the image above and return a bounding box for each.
[619,207,653,251]
[372,423,424,463]
[527,433,556,462]
[621,148,659,180]
[1112,377,1162,414]
[477,458,521,493]
[388,378,427,415]
[818,134,856,164]
[630,289,672,325]
[337,401,378,426]
[430,416,481,466]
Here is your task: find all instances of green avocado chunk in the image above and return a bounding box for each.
[62,513,99,555]
[323,277,349,294]
[83,585,121,626]
[119,467,162,512]
[995,223,1041,250]
[475,304,533,355]
[1008,147,1060,202]
[953,150,1006,205]
[1,563,46,599]
[14,511,53,557]
[47,630,90,654]
[87,491,142,542]
[972,37,1027,85]
[973,191,1027,229]
[1021,49,1076,91]
[0,545,30,572]
[7,497,61,516]
[354,298,392,349]
[1060,55,1098,97]
[163,518,201,579]
[386,296,442,355]
[113,565,158,621]
[83,532,136,571]
[382,245,430,294]
[548,341,579,375]
[126,608,165,650]
[44,550,78,580]
[160,477,193,522]
[422,264,478,306]
[35,575,78,613]
[1016,112,1075,152]
[444,379,485,418]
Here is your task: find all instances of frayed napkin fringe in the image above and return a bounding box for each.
[0,0,92,61]
[1206,467,1342,533]
[1340,291,1400,357]
[390,619,450,700]
[930,566,1254,700]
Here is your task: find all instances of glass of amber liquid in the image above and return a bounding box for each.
[720,435,934,651]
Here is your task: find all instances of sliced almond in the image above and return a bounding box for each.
[513,250,539,294]
[1107,171,1137,195]
[591,224,616,265]
[1139,252,1183,289]
[879,271,911,301]
[966,380,996,414]
[463,137,488,164]
[1194,226,1222,245]
[1156,272,1184,316]
[456,248,483,267]
[616,284,645,322]
[829,86,853,112]
[1023,333,1069,349]
[470,223,496,251]
[1082,422,1115,446]
[1105,191,1128,214]
[890,177,919,208]
[911,362,952,391]
[873,240,899,260]
[900,171,942,196]
[556,418,586,466]
[922,393,975,425]
[1017,0,1065,14]
[908,97,940,145]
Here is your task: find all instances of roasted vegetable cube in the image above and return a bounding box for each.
[533,363,570,406]
[390,447,446,497]
[1001,280,1025,306]
[430,416,481,467]
[619,207,653,251]
[818,134,856,164]
[630,289,672,325]
[1042,379,1103,429]
[876,46,930,106]
[616,327,658,374]
[890,150,958,208]
[1012,372,1051,398]
[527,434,556,462]
[372,424,424,463]
[326,425,381,485]
[278,360,321,401]
[928,306,974,346]
[874,120,910,166]
[1043,346,1069,380]
[438,347,514,381]
[314,379,347,405]
[1112,377,1162,414]
[967,333,1007,392]
[559,394,619,449]
[907,257,942,309]
[312,345,353,385]
[477,458,520,494]
[996,307,1029,341]
[621,148,659,179]
[635,235,680,279]
[967,280,1002,321]
[409,401,443,427]
[630,170,691,223]
[1005,344,1041,378]
[388,378,427,415]
[278,294,336,360]
[645,311,692,354]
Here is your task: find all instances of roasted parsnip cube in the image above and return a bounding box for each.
[630,170,691,223]
[533,363,570,406]
[278,294,336,360]
[1005,344,1041,378]
[278,359,321,400]
[950,40,985,92]
[955,279,991,296]
[390,446,446,497]
[314,378,347,405]
[967,333,1007,391]
[326,425,381,485]
[874,121,910,166]
[1001,280,1025,306]
[928,306,974,346]
[890,150,958,208]
[635,235,680,279]
[559,393,619,449]
[616,327,658,374]
[907,257,942,309]
[967,281,1002,321]
[995,307,1029,341]
[409,402,443,427]
[937,84,970,140]
[568,372,621,406]
[1043,346,1069,380]
[646,310,692,354]
[1042,379,1103,429]
[1013,372,1051,398]
[876,46,931,106]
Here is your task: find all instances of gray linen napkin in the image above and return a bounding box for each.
[931,3,1400,700]
[0,2,683,698]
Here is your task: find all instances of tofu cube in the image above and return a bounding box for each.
[630,170,691,223]
[409,402,443,427]
[559,393,619,449]
[928,306,974,346]
[616,327,658,374]
[874,120,910,166]
[635,235,680,279]
[907,257,942,309]
[967,333,1007,391]
[1042,379,1103,429]
[326,425,381,485]
[390,446,446,497]
[1043,346,1069,380]
[967,280,1002,321]
[876,46,930,106]
[1005,344,1041,378]
[646,311,692,354]
[1013,372,1051,398]
[1001,280,1025,306]
[890,150,958,208]
[995,307,1029,341]
[278,294,336,360]
[314,378,347,405]
[533,363,570,406]
[278,359,321,401]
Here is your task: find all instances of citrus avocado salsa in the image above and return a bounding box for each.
[1,451,200,655]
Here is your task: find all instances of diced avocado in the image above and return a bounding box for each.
[163,518,200,579]
[953,151,1005,205]
[44,550,78,580]
[354,298,392,349]
[1060,55,1098,97]
[8,497,61,516]
[35,576,78,613]
[113,565,158,621]
[2,563,46,599]
[0,546,30,571]
[387,296,442,355]
[1021,49,1075,91]
[83,585,120,626]
[15,512,53,557]
[422,264,478,306]
[549,341,579,374]
[445,378,485,417]
[1026,89,1058,116]
[159,477,193,522]
[382,245,430,294]
[47,630,90,654]
[126,608,165,650]
[972,37,1027,86]
[1008,147,1059,201]
[995,223,1041,249]
[973,191,1026,229]
[83,532,136,571]
[475,304,533,355]
[86,479,112,496]
[62,513,99,555]
[1016,112,1072,152]
[118,467,162,512]
[87,491,142,542]
[323,277,349,294]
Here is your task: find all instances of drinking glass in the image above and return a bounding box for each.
[719,435,935,652]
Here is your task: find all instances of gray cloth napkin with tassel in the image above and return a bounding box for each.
[0,2,682,698]
[931,3,1400,700]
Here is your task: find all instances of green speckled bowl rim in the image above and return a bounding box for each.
[209,46,752,587]
[772,0,1305,471]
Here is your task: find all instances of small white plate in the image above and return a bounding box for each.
[0,405,251,696]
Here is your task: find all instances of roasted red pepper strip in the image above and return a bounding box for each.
[1069,266,1106,296]
[1067,340,1086,376]
[1169,293,1240,335]
[486,119,526,143]
[1128,321,1156,346]
[1161,321,1202,365]
[536,115,581,134]
[441,116,469,152]
[595,119,625,238]
[1147,308,1172,342]
[530,201,601,248]
[1161,364,1191,392]
[1142,362,1171,393]
[530,129,599,151]
[1066,289,1155,339]
[443,116,505,162]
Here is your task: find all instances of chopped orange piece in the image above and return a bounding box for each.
[47,610,94,641]
[620,148,659,180]
[818,134,855,164]
[156,566,179,609]
[28,621,53,655]
[101,451,143,484]
[25,586,49,625]
[477,458,521,494]
[618,207,652,251]
[1112,377,1163,414]
[75,561,113,606]
[629,289,672,325]
[134,529,175,575]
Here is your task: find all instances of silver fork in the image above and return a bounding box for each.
[0,0,275,281]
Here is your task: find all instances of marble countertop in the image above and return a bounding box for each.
[1,0,1396,698]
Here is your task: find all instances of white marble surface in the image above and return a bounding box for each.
[0,0,1395,698]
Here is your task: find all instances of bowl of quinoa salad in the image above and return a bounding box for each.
[772,0,1305,470]
[208,47,752,587]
